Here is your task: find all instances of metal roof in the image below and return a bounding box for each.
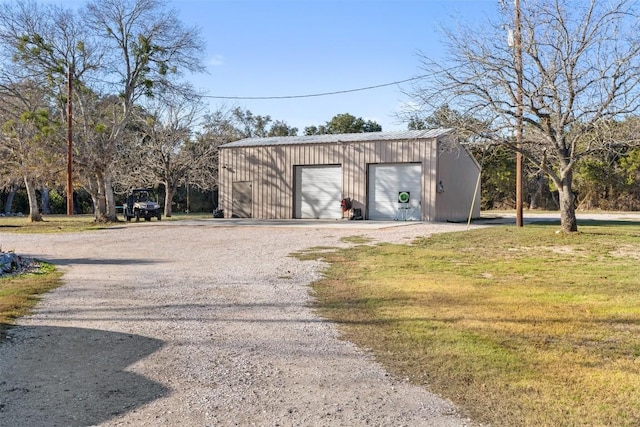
[220,129,453,148]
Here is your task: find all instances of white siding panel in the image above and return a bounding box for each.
[368,163,422,220]
[295,165,342,219]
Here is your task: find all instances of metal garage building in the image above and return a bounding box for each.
[217,129,481,222]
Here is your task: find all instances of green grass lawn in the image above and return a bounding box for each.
[0,263,62,338]
[301,221,640,427]
[0,212,213,233]
[0,214,110,233]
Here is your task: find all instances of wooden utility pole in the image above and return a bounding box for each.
[66,65,74,216]
[514,0,524,227]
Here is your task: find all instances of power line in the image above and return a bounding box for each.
[202,75,428,100]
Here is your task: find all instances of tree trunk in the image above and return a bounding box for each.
[4,186,16,214]
[94,172,108,222]
[82,174,99,217]
[24,177,42,222]
[558,172,578,233]
[104,175,117,222]
[164,181,174,217]
[529,173,543,210]
[89,192,99,216]
[40,186,51,214]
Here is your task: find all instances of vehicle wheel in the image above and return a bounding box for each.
[135,211,140,222]
[157,213,162,221]
[145,216,151,221]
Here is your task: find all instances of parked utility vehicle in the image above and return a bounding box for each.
[123,189,162,222]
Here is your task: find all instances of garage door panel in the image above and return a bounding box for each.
[295,165,342,219]
[368,163,421,220]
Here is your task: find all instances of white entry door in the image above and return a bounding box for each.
[368,163,422,220]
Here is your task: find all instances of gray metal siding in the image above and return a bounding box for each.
[218,131,477,221]
[434,140,482,222]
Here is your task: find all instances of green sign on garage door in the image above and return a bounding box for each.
[368,163,422,220]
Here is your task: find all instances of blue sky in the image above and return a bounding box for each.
[172,0,500,133]
[44,0,500,132]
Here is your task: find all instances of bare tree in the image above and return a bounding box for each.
[80,0,206,221]
[408,0,640,232]
[0,1,100,84]
[86,0,205,111]
[127,93,220,217]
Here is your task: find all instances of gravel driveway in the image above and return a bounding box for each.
[0,219,480,427]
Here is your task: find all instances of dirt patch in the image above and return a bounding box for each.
[611,244,640,260]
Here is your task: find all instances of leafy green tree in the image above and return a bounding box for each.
[619,147,640,207]
[305,113,381,135]
[224,108,298,138]
[0,0,206,221]
[200,108,244,142]
[267,120,298,137]
[303,125,324,136]
[0,81,61,221]
[202,107,297,141]
[231,108,272,138]
[573,131,640,211]
[0,0,100,218]
[620,148,640,187]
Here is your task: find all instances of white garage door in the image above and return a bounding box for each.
[368,163,422,220]
[295,165,342,219]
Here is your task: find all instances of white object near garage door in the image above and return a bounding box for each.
[368,163,422,220]
[295,165,342,219]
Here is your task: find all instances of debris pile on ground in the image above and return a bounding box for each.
[0,250,36,277]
